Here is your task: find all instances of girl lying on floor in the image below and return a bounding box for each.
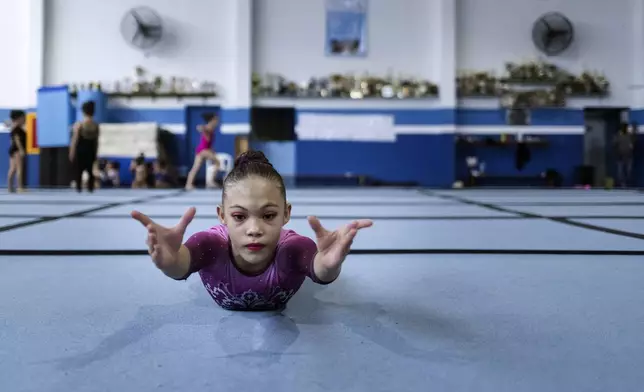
[131,151,372,311]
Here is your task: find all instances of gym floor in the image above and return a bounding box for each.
[1,187,643,392]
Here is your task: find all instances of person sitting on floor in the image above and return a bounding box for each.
[153,160,171,188]
[130,153,148,188]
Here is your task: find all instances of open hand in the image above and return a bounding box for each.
[131,207,196,269]
[307,216,373,270]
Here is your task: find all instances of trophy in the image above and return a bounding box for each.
[350,76,363,99]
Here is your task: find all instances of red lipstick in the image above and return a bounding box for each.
[246,244,265,252]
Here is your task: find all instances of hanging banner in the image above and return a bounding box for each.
[325,0,368,57]
[26,112,39,155]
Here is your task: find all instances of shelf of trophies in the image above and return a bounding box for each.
[251,72,439,102]
[456,60,609,104]
[67,67,219,102]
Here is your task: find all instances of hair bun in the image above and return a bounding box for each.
[234,150,271,168]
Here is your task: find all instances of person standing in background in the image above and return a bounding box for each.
[6,110,27,193]
[614,123,636,188]
[185,113,220,190]
[69,101,100,193]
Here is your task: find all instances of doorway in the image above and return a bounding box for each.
[583,107,628,187]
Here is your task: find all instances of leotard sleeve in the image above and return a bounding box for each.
[180,225,228,280]
[278,229,335,285]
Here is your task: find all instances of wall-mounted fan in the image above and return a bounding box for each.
[120,6,164,51]
[532,12,574,56]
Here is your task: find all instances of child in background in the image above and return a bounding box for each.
[107,162,120,187]
[99,161,120,188]
[130,153,148,188]
[185,113,220,190]
[6,110,27,193]
[69,101,100,193]
[614,123,636,187]
[153,160,171,188]
[131,151,372,311]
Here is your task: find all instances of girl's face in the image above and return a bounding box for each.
[218,176,290,273]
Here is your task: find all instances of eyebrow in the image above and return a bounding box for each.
[229,203,279,210]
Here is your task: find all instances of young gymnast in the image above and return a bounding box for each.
[7,110,27,193]
[129,153,148,188]
[69,101,100,193]
[185,113,220,190]
[131,151,373,311]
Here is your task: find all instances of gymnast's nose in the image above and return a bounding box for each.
[246,217,263,238]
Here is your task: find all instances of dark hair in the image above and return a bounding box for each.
[81,101,95,116]
[202,112,218,123]
[223,150,286,201]
[10,110,25,121]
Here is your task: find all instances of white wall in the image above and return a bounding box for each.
[4,0,641,112]
[252,0,436,83]
[43,0,233,95]
[0,0,43,108]
[457,0,633,107]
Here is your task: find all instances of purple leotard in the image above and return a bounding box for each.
[181,225,331,311]
[195,132,213,155]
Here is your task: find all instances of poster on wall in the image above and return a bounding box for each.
[98,122,158,158]
[325,0,368,57]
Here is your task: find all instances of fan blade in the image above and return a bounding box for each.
[550,29,569,37]
[133,31,149,48]
[143,25,162,38]
[146,26,162,34]
[547,31,570,48]
[131,11,143,26]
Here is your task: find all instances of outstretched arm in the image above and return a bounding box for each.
[308,216,373,283]
[131,208,196,280]
[163,246,192,279]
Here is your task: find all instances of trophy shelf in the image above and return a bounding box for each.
[251,94,439,100]
[70,91,219,100]
[253,72,439,102]
[457,60,610,100]
[66,66,220,102]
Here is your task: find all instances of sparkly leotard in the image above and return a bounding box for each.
[180,225,331,311]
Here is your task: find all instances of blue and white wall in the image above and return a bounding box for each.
[1,0,643,187]
[43,0,251,133]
